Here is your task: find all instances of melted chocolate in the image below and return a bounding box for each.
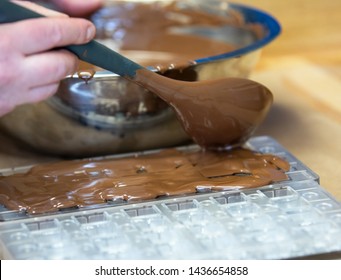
[93,1,249,71]
[0,147,289,214]
[78,0,261,74]
[77,69,96,84]
[132,69,273,149]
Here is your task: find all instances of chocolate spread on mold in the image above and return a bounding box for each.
[0,147,290,214]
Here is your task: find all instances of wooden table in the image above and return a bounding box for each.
[246,0,341,201]
[1,0,341,201]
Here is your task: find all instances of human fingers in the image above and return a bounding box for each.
[50,0,103,17]
[12,0,68,17]
[21,49,78,89]
[0,82,60,117]
[21,83,60,105]
[0,49,78,116]
[3,17,96,55]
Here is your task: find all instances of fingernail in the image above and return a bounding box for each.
[86,25,96,41]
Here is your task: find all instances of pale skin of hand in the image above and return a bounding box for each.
[0,0,102,117]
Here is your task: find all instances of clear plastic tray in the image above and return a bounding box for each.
[0,136,340,260]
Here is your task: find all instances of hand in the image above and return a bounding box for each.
[0,1,96,117]
[49,0,103,17]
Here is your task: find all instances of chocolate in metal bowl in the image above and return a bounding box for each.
[0,0,281,157]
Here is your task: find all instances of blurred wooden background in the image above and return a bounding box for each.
[241,0,341,62]
[242,0,341,199]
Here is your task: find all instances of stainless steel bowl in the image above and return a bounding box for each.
[0,0,281,157]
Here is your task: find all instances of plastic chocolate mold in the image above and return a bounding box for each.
[0,136,340,259]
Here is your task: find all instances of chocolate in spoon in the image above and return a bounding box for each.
[133,69,272,149]
[1,1,273,149]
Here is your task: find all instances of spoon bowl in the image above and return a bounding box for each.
[133,69,273,149]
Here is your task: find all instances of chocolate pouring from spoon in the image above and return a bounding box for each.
[0,1,273,150]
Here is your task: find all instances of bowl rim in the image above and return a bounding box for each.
[194,2,281,64]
